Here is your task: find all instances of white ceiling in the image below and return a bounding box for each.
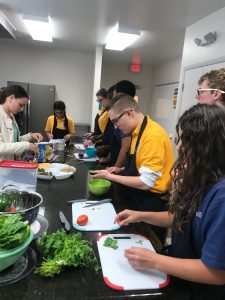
[1,0,225,66]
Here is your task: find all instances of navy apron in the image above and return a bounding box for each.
[52,116,70,146]
[123,116,168,244]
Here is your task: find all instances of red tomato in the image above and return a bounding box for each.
[77,214,88,226]
[8,207,16,213]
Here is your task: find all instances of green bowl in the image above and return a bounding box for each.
[0,230,33,272]
[88,179,111,196]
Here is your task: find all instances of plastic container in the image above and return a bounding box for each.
[52,140,65,163]
[0,230,33,272]
[85,147,97,157]
[0,160,38,192]
[37,144,47,163]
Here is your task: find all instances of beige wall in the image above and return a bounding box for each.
[0,41,94,124]
[101,62,152,114]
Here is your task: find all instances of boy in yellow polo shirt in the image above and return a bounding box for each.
[92,93,174,243]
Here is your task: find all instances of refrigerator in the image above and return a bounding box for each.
[7,81,55,139]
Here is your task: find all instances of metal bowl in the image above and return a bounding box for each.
[0,189,43,224]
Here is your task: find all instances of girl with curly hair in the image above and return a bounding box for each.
[115,104,225,299]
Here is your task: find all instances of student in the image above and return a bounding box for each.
[0,85,43,160]
[45,100,75,144]
[196,68,225,106]
[85,88,109,140]
[99,80,135,167]
[115,104,225,300]
[93,93,174,243]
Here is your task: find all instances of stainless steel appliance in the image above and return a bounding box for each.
[7,81,55,139]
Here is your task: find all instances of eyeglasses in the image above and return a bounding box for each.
[97,97,105,103]
[197,88,225,96]
[55,110,64,115]
[111,110,131,124]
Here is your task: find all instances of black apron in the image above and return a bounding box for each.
[94,111,103,136]
[171,206,225,299]
[123,116,168,244]
[52,117,70,146]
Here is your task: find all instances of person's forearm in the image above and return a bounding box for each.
[115,136,131,167]
[107,173,149,190]
[139,211,173,228]
[155,256,225,285]
[114,148,127,167]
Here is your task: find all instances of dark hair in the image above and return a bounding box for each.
[198,68,225,105]
[0,85,28,104]
[53,100,68,132]
[96,88,107,99]
[115,80,136,97]
[107,93,140,113]
[107,85,116,101]
[169,104,225,231]
[54,100,66,111]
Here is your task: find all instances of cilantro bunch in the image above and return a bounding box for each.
[35,229,99,277]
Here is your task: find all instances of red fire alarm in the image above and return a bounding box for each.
[130,64,141,73]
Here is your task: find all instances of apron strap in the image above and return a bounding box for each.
[134,115,148,152]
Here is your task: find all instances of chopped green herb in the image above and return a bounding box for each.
[103,237,118,250]
[135,240,143,245]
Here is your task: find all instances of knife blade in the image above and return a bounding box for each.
[83,198,112,208]
[67,199,87,205]
[59,211,71,231]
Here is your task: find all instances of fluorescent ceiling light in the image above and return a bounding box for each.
[105,24,140,51]
[23,15,53,42]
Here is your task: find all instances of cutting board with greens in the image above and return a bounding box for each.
[97,234,169,291]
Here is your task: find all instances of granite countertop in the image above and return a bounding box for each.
[0,146,191,299]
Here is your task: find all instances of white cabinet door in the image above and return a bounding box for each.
[150,83,178,136]
[179,67,203,117]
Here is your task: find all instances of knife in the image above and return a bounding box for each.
[83,198,112,208]
[67,199,87,204]
[67,199,97,205]
[59,211,71,231]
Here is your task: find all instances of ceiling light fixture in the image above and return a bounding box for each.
[105,24,140,51]
[194,31,216,47]
[23,15,53,42]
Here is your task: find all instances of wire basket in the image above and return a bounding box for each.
[0,189,43,224]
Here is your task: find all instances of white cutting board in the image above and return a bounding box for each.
[97,234,169,291]
[74,143,85,150]
[74,152,98,162]
[72,201,120,231]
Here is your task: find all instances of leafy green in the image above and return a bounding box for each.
[0,195,11,211]
[103,237,118,249]
[0,215,30,250]
[135,240,143,245]
[35,229,99,277]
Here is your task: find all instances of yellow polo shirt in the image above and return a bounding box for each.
[45,115,75,134]
[130,116,174,193]
[98,110,109,133]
